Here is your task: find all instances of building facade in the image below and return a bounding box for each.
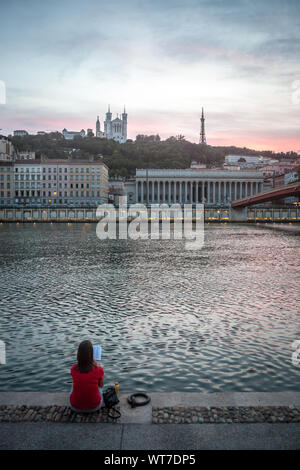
[103,106,127,143]
[13,130,28,137]
[62,128,86,140]
[134,169,265,205]
[0,162,13,204]
[16,151,36,160]
[0,158,108,207]
[0,137,14,161]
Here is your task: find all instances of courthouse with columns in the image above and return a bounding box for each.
[133,169,265,205]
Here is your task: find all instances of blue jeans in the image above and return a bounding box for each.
[69,387,104,413]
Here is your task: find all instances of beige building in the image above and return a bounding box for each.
[0,162,13,205]
[11,158,108,207]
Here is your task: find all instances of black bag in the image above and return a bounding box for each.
[103,386,121,420]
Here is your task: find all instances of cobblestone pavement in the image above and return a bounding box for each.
[0,405,121,423]
[152,406,300,424]
[1,405,300,424]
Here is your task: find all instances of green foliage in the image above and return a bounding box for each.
[10,133,299,179]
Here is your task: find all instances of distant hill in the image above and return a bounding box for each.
[10,133,299,178]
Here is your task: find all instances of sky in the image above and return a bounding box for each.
[0,0,299,151]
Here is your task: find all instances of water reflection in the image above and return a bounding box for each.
[0,223,299,392]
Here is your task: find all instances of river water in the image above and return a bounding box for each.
[0,223,299,392]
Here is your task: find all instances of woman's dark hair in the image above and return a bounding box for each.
[76,340,96,373]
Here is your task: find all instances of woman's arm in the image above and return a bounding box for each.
[99,377,104,388]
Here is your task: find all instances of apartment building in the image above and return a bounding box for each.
[0,158,108,207]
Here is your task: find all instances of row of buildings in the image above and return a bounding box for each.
[13,106,129,144]
[61,108,128,143]
[1,157,299,208]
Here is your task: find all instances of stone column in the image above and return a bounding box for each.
[218,182,221,204]
[146,180,150,204]
[195,182,199,203]
[224,181,227,203]
[213,182,216,204]
[168,181,172,204]
[207,182,210,204]
[229,182,232,201]
[179,182,183,204]
[174,181,177,203]
[136,181,139,203]
[202,181,205,202]
[163,181,166,202]
[234,182,237,200]
[185,181,188,202]
[157,181,160,203]
[152,181,155,202]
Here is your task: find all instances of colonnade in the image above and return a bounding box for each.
[136,180,264,204]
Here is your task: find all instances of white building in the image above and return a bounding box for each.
[125,179,136,204]
[103,106,127,143]
[13,130,28,137]
[0,137,14,161]
[284,171,298,185]
[134,169,265,205]
[225,154,278,168]
[17,151,36,160]
[62,128,86,140]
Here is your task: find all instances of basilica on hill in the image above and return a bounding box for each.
[96,106,128,143]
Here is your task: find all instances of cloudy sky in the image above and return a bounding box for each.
[0,0,299,151]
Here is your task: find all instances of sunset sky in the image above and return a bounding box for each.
[0,0,299,151]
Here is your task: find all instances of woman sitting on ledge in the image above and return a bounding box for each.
[69,340,104,412]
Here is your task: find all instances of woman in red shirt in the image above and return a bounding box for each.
[69,340,104,412]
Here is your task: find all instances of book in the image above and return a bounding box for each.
[93,345,102,361]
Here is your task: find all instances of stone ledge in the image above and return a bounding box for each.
[1,392,300,407]
[1,393,300,425]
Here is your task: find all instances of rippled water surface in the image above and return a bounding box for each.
[0,223,299,392]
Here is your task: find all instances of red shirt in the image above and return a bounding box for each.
[70,364,104,410]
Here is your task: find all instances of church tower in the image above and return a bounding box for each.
[104,105,112,138]
[96,115,100,134]
[122,106,127,142]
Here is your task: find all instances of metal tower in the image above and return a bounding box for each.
[200,107,207,145]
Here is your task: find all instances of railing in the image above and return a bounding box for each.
[0,206,299,222]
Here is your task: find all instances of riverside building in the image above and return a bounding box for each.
[0,158,108,207]
[134,169,265,205]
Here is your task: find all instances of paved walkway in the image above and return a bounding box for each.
[1,422,299,450]
[0,392,299,449]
